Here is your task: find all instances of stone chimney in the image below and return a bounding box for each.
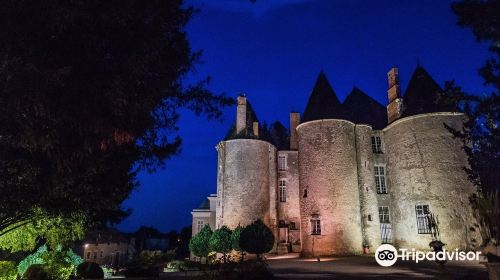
[236,95,247,134]
[253,122,259,137]
[290,112,300,150]
[386,68,404,124]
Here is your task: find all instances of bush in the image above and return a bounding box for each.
[76,262,104,279]
[164,260,200,272]
[209,226,232,263]
[22,264,50,280]
[17,244,82,279]
[239,220,274,261]
[0,261,18,280]
[231,225,244,261]
[189,224,213,260]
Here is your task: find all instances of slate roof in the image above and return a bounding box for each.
[403,66,443,117]
[341,87,388,129]
[195,198,210,210]
[302,72,343,122]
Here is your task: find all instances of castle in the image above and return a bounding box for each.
[191,66,481,257]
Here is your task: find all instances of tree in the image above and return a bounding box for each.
[0,209,86,253]
[189,225,212,262]
[451,0,500,195]
[231,224,244,261]
[0,0,233,244]
[239,220,274,261]
[208,225,232,263]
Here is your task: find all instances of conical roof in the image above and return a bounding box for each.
[302,72,343,122]
[403,66,443,117]
[342,87,388,129]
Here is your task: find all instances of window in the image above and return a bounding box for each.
[278,220,286,228]
[374,166,387,193]
[311,216,321,235]
[86,252,90,259]
[197,220,204,233]
[368,214,373,221]
[290,222,296,230]
[93,252,97,260]
[374,165,387,194]
[279,179,287,202]
[416,204,431,234]
[372,136,383,153]
[100,251,103,258]
[378,206,390,223]
[278,155,287,170]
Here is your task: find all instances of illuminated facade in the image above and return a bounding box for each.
[192,66,482,257]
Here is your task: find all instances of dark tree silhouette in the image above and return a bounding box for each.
[0,0,234,235]
[239,219,274,261]
[450,0,500,194]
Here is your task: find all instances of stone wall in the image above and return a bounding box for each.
[297,119,363,256]
[383,112,481,250]
[355,125,382,250]
[277,151,301,251]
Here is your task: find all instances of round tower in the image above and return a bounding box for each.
[216,139,277,230]
[297,119,363,256]
[383,112,481,250]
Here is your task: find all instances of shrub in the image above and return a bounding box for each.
[18,245,47,276]
[18,244,82,279]
[164,260,183,272]
[189,224,213,260]
[209,226,232,263]
[0,261,18,280]
[76,262,104,279]
[239,220,274,261]
[22,264,50,280]
[231,225,244,261]
[164,260,200,272]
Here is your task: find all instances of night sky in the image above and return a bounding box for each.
[117,0,492,233]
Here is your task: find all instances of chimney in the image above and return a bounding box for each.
[253,122,259,137]
[386,68,403,124]
[236,95,247,134]
[290,112,300,150]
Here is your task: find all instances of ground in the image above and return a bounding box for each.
[266,254,488,279]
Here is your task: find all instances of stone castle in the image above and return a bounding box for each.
[191,66,481,256]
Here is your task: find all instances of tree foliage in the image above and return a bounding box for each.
[0,0,233,244]
[451,0,500,195]
[239,220,274,261]
[208,225,232,263]
[17,244,83,279]
[0,210,86,253]
[0,261,17,280]
[231,225,243,252]
[189,225,212,259]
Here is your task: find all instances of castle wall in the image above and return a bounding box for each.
[354,125,382,250]
[297,119,363,256]
[277,151,301,251]
[383,113,481,250]
[216,139,277,231]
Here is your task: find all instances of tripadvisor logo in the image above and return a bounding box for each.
[375,244,482,267]
[375,244,398,267]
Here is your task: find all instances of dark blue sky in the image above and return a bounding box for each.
[117,0,492,233]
